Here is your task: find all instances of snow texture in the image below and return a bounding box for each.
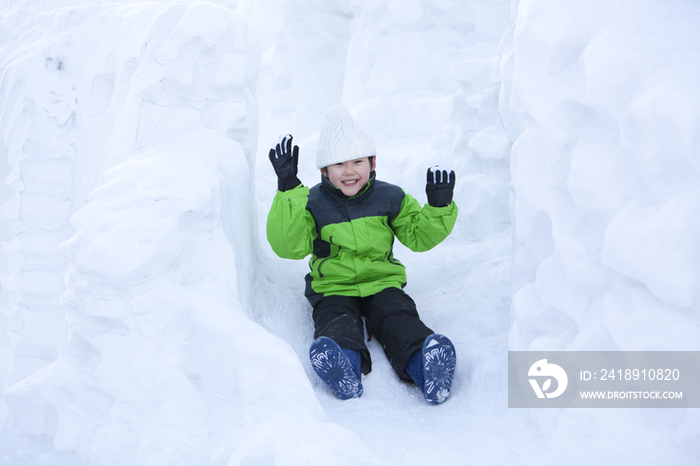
[1,0,698,464]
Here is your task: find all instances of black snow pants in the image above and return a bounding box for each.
[311,287,433,382]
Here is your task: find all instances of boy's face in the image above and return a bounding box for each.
[322,157,376,197]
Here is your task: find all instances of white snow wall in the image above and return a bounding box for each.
[503,0,700,358]
[344,0,512,239]
[501,0,700,459]
[0,2,380,465]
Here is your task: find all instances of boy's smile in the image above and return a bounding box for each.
[323,157,376,197]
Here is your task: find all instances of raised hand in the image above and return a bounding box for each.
[425,166,455,207]
[269,134,301,191]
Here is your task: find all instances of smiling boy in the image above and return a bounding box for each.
[323,157,375,197]
[266,105,458,404]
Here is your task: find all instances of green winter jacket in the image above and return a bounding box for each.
[266,173,458,305]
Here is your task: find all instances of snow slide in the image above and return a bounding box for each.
[1,0,699,465]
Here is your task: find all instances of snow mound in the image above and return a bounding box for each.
[503,0,700,462]
[1,2,378,464]
[505,0,700,352]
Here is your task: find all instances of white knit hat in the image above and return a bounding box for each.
[316,104,376,169]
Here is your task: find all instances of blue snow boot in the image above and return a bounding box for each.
[309,336,363,400]
[405,334,456,405]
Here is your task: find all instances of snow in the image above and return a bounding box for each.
[1,0,698,465]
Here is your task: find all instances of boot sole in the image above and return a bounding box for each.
[309,337,363,400]
[422,334,456,405]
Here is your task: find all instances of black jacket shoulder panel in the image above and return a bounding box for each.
[361,179,405,225]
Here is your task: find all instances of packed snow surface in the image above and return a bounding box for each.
[1,0,698,465]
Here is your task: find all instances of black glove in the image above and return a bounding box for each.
[426,166,455,207]
[269,134,301,192]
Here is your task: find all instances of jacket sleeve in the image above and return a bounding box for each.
[391,193,458,252]
[266,185,317,259]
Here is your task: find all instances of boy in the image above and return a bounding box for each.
[266,105,458,404]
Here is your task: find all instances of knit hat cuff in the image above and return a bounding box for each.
[316,138,376,169]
